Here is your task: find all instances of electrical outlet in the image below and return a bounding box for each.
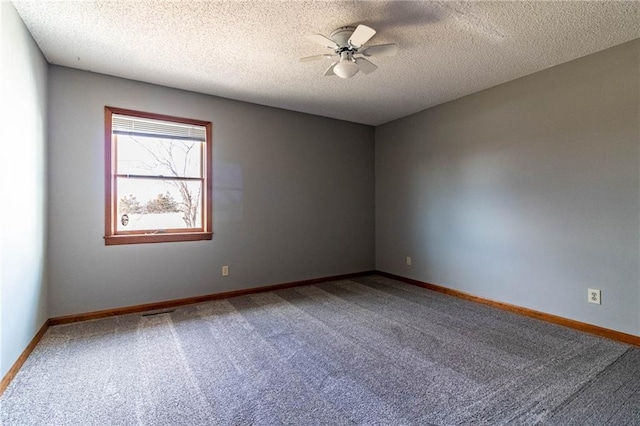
[588,288,601,305]
[222,265,229,277]
[406,257,412,266]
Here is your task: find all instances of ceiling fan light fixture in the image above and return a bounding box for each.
[333,52,359,79]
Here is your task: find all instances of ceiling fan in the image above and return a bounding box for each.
[300,24,398,79]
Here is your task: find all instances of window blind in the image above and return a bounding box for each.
[112,114,206,141]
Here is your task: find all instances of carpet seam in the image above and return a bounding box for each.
[541,347,634,422]
[601,387,640,425]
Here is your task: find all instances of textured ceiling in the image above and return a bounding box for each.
[12,1,640,126]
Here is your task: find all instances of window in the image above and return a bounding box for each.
[104,107,212,245]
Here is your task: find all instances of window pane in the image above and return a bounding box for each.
[116,135,202,178]
[116,177,202,232]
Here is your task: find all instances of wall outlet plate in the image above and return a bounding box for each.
[406,257,412,266]
[222,265,229,277]
[588,288,601,304]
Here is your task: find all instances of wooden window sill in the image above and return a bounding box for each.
[104,232,212,246]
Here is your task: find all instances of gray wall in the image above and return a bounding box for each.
[48,67,375,317]
[376,40,640,336]
[0,2,49,378]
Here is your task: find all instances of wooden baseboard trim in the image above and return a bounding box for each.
[376,271,640,347]
[0,320,50,396]
[49,271,375,326]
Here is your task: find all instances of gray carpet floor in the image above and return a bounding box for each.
[1,275,639,425]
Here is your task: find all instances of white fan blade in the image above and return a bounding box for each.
[349,24,376,48]
[306,34,339,49]
[361,43,398,57]
[300,54,335,63]
[323,62,338,76]
[355,57,377,74]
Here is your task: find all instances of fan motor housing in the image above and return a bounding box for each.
[330,26,356,48]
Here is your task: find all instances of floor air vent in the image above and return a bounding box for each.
[141,309,176,317]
